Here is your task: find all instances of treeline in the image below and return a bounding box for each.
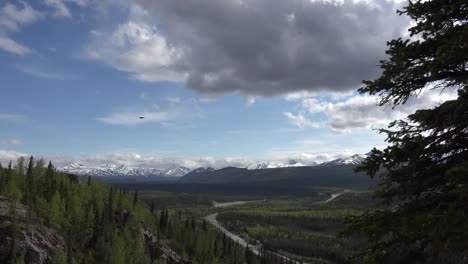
[0,157,159,264]
[0,156,289,264]
[217,196,371,264]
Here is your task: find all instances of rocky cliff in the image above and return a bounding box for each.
[0,195,65,264]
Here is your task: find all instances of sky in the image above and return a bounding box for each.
[0,0,458,169]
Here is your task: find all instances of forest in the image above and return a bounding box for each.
[0,157,296,264]
[216,192,374,264]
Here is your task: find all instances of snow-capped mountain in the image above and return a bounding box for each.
[61,162,86,171]
[246,159,307,170]
[60,162,167,177]
[320,154,367,166]
[246,162,284,170]
[159,166,191,177]
[286,159,307,167]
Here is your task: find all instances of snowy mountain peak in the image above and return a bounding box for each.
[246,159,310,170]
[320,154,368,166]
[60,163,169,178]
[160,166,191,177]
[246,162,284,170]
[61,162,86,170]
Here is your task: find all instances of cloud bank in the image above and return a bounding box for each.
[286,88,459,133]
[86,0,409,96]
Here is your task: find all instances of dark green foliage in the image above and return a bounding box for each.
[343,1,468,263]
[1,157,266,264]
[0,158,157,264]
[217,193,371,263]
[132,190,138,207]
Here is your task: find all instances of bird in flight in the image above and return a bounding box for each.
[139,116,145,119]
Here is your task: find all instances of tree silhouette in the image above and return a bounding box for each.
[342,0,468,263]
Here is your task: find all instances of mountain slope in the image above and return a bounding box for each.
[59,162,190,178]
[246,159,307,170]
[179,164,373,187]
[320,154,367,166]
[180,167,215,182]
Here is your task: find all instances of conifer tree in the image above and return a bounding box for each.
[342,1,468,263]
[133,190,138,207]
[25,156,34,222]
[45,161,54,202]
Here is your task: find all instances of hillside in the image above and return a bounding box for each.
[0,157,275,264]
[179,164,373,187]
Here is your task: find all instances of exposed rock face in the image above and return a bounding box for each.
[113,208,190,264]
[140,227,192,264]
[0,196,65,264]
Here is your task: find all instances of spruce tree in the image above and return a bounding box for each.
[342,1,468,263]
[25,156,34,222]
[132,190,138,207]
[45,161,54,202]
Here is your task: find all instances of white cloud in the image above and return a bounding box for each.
[0,1,43,55]
[287,88,459,133]
[0,1,44,31]
[85,20,185,82]
[0,148,380,170]
[0,150,29,163]
[43,0,90,18]
[97,111,170,126]
[283,112,320,129]
[246,96,256,107]
[0,36,32,55]
[1,139,23,145]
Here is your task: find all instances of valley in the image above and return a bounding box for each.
[137,187,375,264]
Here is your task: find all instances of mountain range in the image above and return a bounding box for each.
[60,162,190,178]
[245,159,307,170]
[59,154,368,179]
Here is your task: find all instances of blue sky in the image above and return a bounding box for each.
[0,0,455,168]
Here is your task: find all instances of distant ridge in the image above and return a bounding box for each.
[319,154,367,166]
[245,159,309,170]
[59,162,189,178]
[178,164,373,187]
[60,154,369,182]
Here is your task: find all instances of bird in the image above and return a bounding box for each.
[139,116,145,119]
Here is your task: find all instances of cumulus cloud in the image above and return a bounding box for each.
[0,150,29,164]
[288,88,459,133]
[0,148,379,169]
[6,150,256,169]
[85,19,185,82]
[85,0,408,96]
[283,112,320,129]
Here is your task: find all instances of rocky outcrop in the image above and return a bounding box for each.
[140,228,190,264]
[113,208,190,264]
[0,196,65,264]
